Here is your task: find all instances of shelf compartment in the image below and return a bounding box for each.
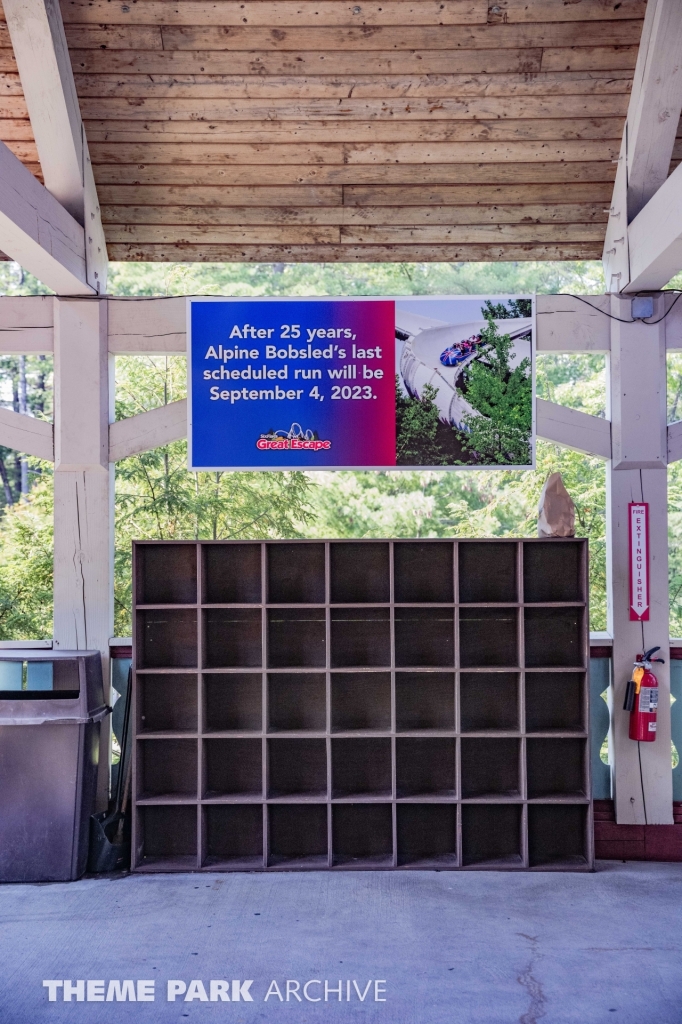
[396,738,456,797]
[268,608,325,668]
[395,672,454,731]
[204,608,262,669]
[330,608,390,668]
[394,608,454,668]
[136,609,197,669]
[136,543,197,606]
[331,738,392,798]
[460,738,520,799]
[267,543,325,604]
[525,673,585,733]
[461,804,523,867]
[138,738,198,800]
[268,738,327,797]
[528,804,588,868]
[137,674,197,734]
[204,673,262,732]
[393,542,453,603]
[268,673,326,732]
[204,738,262,798]
[460,672,519,732]
[332,804,393,866]
[203,804,263,868]
[526,738,586,798]
[138,805,197,870]
[524,608,584,668]
[203,543,262,605]
[268,804,328,867]
[396,804,457,866]
[459,542,517,603]
[330,542,389,603]
[523,541,584,604]
[331,672,391,732]
[459,608,518,668]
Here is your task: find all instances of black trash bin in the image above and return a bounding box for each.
[0,650,109,882]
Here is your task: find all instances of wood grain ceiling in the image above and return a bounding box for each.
[0,0,648,263]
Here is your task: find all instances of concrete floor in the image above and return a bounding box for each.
[1,863,681,1024]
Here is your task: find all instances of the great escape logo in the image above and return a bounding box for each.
[256,424,331,452]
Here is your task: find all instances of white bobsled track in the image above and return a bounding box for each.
[397,313,532,429]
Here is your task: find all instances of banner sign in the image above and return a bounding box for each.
[629,501,650,621]
[188,295,535,471]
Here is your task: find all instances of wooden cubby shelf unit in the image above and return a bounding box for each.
[132,539,592,872]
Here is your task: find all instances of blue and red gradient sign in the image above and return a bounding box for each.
[188,299,396,469]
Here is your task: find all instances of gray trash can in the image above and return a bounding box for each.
[0,650,109,882]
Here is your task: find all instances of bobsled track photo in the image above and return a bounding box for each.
[396,298,534,469]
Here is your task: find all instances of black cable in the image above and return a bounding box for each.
[558,291,682,325]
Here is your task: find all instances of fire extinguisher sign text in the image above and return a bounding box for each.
[629,502,650,621]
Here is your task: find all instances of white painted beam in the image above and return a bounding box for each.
[626,164,682,292]
[109,400,187,462]
[535,295,610,353]
[603,0,682,289]
[3,0,108,292]
[667,420,682,464]
[108,297,186,354]
[536,399,611,460]
[0,294,53,353]
[0,407,53,460]
[0,141,93,295]
[625,0,682,222]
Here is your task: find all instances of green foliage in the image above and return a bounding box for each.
[106,259,606,299]
[0,477,53,638]
[395,379,448,466]
[456,312,532,465]
[482,298,532,319]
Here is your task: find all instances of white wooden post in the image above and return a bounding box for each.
[608,294,673,824]
[53,297,113,808]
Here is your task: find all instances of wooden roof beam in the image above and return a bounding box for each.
[603,0,682,292]
[0,140,94,295]
[3,0,107,293]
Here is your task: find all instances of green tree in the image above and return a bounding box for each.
[456,312,532,465]
[395,379,448,466]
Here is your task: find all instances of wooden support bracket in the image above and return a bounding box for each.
[0,408,54,461]
[109,399,187,461]
[536,399,612,460]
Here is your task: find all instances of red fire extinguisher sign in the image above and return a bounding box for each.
[629,502,649,621]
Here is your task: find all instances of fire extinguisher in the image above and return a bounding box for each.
[623,646,664,741]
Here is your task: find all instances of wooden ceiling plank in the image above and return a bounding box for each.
[105,221,605,244]
[155,22,642,53]
[489,0,645,22]
[77,94,630,120]
[105,242,603,261]
[99,201,608,226]
[83,117,626,145]
[60,0,488,27]
[0,116,33,138]
[68,70,635,100]
[107,224,343,243]
[56,0,644,26]
[96,182,614,206]
[337,223,606,243]
[91,160,617,185]
[98,184,344,205]
[63,47,634,76]
[87,139,621,164]
[343,182,615,204]
[541,46,639,73]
